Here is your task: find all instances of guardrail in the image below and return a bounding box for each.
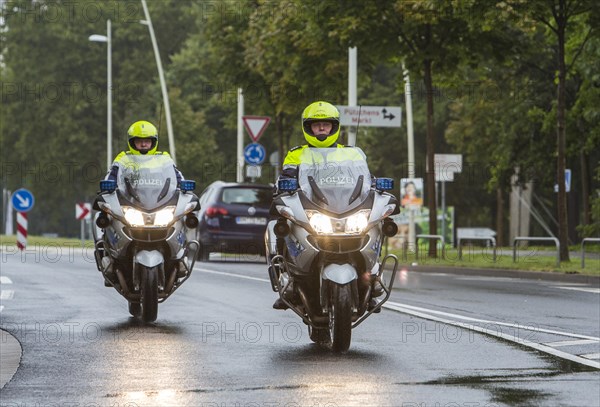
[458,237,497,262]
[513,237,560,268]
[416,234,445,260]
[581,238,600,269]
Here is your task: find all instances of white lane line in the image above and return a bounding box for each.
[0,291,14,300]
[384,302,600,369]
[543,339,600,347]
[0,276,12,284]
[580,353,600,360]
[0,306,3,313]
[196,267,600,369]
[387,302,600,341]
[555,286,600,294]
[195,267,270,284]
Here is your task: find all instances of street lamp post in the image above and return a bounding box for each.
[88,19,112,172]
[140,0,176,164]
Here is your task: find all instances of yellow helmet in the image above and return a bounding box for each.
[127,120,158,155]
[302,101,340,148]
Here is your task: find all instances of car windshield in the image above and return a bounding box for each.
[297,147,371,213]
[221,187,271,207]
[116,155,178,211]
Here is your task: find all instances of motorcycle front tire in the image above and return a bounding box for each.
[140,266,159,322]
[329,283,352,352]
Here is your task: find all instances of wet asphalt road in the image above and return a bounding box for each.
[0,248,599,407]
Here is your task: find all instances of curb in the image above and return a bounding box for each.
[407,264,600,286]
[0,329,22,389]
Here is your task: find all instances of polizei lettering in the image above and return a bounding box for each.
[132,179,163,186]
[319,176,355,185]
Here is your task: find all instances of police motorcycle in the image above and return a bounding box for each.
[265,147,399,352]
[92,154,200,322]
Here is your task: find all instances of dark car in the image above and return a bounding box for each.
[197,181,273,261]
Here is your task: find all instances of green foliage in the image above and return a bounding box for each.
[1,0,598,241]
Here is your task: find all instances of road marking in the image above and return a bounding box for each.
[580,353,600,360]
[384,302,600,369]
[0,306,3,313]
[543,339,600,347]
[0,276,12,284]
[555,286,600,294]
[0,290,14,300]
[195,267,270,284]
[387,302,600,341]
[196,266,600,369]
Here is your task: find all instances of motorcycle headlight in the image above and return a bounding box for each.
[305,210,371,235]
[345,210,371,234]
[123,206,176,227]
[123,207,144,227]
[306,211,333,234]
[154,206,175,226]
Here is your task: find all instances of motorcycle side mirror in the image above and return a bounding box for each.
[278,178,298,192]
[99,180,117,193]
[375,178,394,191]
[180,180,196,192]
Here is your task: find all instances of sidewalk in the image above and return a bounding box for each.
[0,329,21,389]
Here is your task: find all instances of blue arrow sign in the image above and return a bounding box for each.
[12,188,35,212]
[244,143,266,165]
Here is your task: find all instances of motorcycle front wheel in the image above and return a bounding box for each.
[140,266,159,322]
[329,283,352,352]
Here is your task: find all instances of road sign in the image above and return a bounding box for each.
[244,143,266,165]
[11,188,35,212]
[246,165,262,179]
[336,105,402,127]
[76,203,92,220]
[242,116,271,142]
[433,154,462,182]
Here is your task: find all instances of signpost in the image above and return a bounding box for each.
[241,115,270,181]
[76,203,92,245]
[433,154,462,242]
[336,105,402,128]
[11,189,35,251]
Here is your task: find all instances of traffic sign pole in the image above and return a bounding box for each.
[16,212,27,251]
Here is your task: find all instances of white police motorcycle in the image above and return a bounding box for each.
[265,147,399,352]
[93,155,200,322]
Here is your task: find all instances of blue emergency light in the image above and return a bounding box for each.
[278,179,298,192]
[180,180,196,192]
[99,180,117,193]
[375,178,394,191]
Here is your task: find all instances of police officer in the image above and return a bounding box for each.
[280,101,343,180]
[106,120,182,183]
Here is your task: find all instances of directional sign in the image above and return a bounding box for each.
[11,188,35,213]
[242,116,271,142]
[244,143,266,165]
[76,203,92,220]
[336,105,402,127]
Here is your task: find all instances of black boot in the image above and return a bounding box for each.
[272,297,289,310]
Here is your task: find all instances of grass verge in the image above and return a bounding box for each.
[387,246,599,276]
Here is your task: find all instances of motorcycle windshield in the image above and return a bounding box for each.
[297,147,371,214]
[116,155,178,211]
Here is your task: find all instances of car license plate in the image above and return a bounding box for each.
[236,217,267,225]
